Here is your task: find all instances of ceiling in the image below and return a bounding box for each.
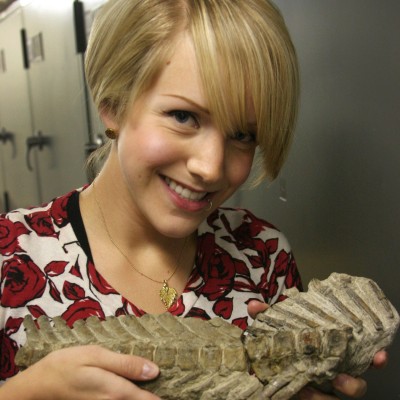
[0,0,16,13]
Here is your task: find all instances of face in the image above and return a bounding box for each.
[105,34,257,238]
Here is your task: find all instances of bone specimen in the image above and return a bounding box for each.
[16,273,399,399]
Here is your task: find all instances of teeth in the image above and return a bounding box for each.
[164,177,206,201]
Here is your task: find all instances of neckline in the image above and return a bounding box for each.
[66,190,206,313]
[67,190,95,262]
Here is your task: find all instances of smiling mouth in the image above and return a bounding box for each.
[163,176,208,201]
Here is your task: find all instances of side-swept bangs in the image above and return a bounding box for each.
[187,0,299,182]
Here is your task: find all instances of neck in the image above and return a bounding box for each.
[80,156,198,310]
[81,175,197,278]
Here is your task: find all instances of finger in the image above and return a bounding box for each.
[332,374,367,398]
[298,385,337,399]
[85,346,160,381]
[372,350,388,369]
[87,368,161,400]
[247,300,269,319]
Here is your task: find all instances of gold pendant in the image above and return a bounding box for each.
[160,280,177,309]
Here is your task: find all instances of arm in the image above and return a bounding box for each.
[247,300,388,400]
[0,345,160,400]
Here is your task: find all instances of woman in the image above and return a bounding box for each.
[0,0,386,398]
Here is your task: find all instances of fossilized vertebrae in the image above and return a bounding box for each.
[16,273,399,400]
[17,312,263,399]
[245,273,399,399]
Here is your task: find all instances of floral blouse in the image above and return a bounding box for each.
[0,187,302,382]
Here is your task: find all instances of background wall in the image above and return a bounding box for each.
[235,1,400,398]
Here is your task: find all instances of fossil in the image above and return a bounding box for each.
[16,273,399,400]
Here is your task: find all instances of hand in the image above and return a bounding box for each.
[0,345,160,400]
[247,299,269,319]
[298,351,388,399]
[247,301,389,399]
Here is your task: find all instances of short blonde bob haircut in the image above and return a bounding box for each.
[85,0,299,182]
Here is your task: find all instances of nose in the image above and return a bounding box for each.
[186,130,225,184]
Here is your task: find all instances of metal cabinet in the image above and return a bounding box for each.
[0,5,40,210]
[0,0,108,211]
[21,0,89,203]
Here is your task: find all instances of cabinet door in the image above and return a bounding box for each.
[22,0,89,203]
[0,7,40,211]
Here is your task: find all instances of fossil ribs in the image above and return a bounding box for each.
[15,273,399,400]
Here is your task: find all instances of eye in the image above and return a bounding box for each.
[168,110,199,128]
[231,131,257,144]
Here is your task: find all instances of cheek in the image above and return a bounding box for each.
[117,126,180,170]
[227,152,255,186]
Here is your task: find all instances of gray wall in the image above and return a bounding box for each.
[237,1,400,398]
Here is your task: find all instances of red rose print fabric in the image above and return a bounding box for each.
[0,188,302,383]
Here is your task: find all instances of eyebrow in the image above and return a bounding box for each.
[162,94,210,115]
[163,93,257,131]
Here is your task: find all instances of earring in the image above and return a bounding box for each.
[105,128,117,140]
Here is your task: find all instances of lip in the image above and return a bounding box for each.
[161,175,212,212]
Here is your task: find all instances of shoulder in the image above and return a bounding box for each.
[193,207,302,315]
[0,189,81,258]
[200,206,291,250]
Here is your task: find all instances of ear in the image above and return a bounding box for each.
[100,108,119,131]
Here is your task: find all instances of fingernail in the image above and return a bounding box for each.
[141,362,159,379]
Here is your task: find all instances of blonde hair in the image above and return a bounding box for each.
[85,0,299,182]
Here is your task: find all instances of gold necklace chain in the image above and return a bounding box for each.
[92,180,187,309]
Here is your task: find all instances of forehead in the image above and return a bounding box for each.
[150,34,206,107]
